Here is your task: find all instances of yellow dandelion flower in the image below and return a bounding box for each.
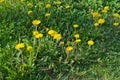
[15,43,25,50]
[53,34,62,40]
[35,33,43,38]
[27,3,33,7]
[48,30,57,36]
[74,34,79,39]
[98,18,105,24]
[113,22,119,27]
[21,0,25,2]
[33,31,39,36]
[94,22,99,27]
[87,40,94,46]
[0,0,4,3]
[66,46,73,51]
[46,28,49,31]
[28,10,33,15]
[32,20,41,26]
[92,12,101,18]
[75,39,81,43]
[46,4,51,8]
[65,5,70,9]
[45,13,51,17]
[73,24,79,28]
[102,9,107,13]
[104,6,109,11]
[27,46,33,51]
[55,1,61,5]
[113,13,120,18]
[60,41,64,45]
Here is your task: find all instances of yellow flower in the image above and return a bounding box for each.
[0,0,4,3]
[46,28,49,31]
[35,33,43,38]
[28,10,33,15]
[92,12,101,18]
[75,39,81,43]
[102,9,107,13]
[21,0,25,2]
[73,24,79,28]
[87,40,94,46]
[48,30,57,36]
[46,4,51,8]
[98,18,105,24]
[74,34,79,39]
[66,46,73,51]
[33,31,39,36]
[60,41,64,45]
[32,20,41,26]
[94,22,99,27]
[27,46,33,51]
[15,43,25,50]
[104,6,109,11]
[55,1,61,5]
[53,34,62,40]
[113,22,119,27]
[45,13,51,17]
[113,13,120,18]
[27,3,33,7]
[65,5,70,9]
[102,6,109,13]
[33,30,43,38]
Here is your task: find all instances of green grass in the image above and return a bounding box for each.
[0,0,120,80]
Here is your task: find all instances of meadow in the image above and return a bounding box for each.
[0,0,120,80]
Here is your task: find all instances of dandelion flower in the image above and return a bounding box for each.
[113,22,119,27]
[21,0,25,2]
[45,13,51,17]
[55,1,61,5]
[35,33,43,38]
[53,34,62,40]
[73,24,79,28]
[32,20,41,26]
[27,46,33,51]
[28,10,33,15]
[65,5,70,9]
[102,9,107,13]
[98,18,105,24]
[74,34,79,39]
[46,4,51,8]
[0,0,4,3]
[75,39,81,43]
[92,12,101,18]
[94,22,99,27]
[104,6,109,11]
[60,41,64,45]
[113,13,120,18]
[48,30,57,36]
[87,40,94,46]
[15,43,25,50]
[66,46,73,51]
[27,3,33,7]
[33,31,39,36]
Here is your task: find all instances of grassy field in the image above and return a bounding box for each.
[0,0,120,80]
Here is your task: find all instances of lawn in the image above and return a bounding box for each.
[0,0,120,80]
